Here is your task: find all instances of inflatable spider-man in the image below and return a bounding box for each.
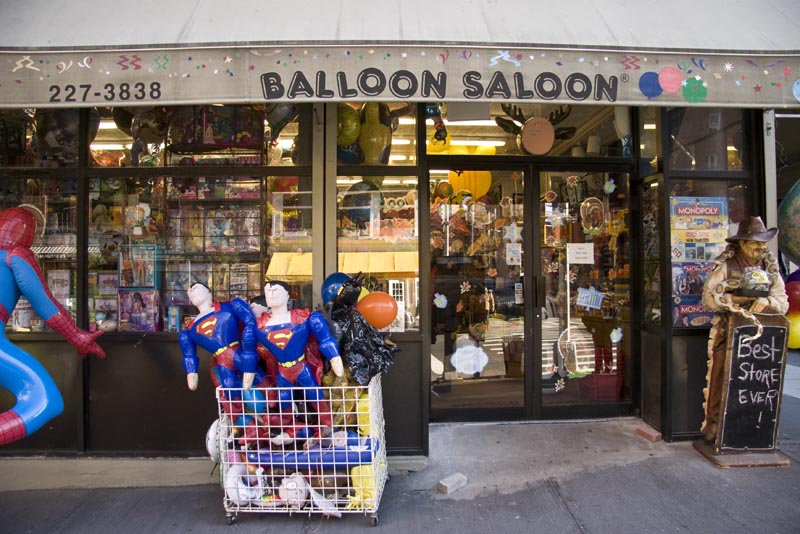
[0,206,105,446]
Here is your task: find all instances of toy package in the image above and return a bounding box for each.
[236,209,261,252]
[225,177,261,200]
[118,289,161,332]
[165,262,192,305]
[205,209,237,253]
[166,105,265,154]
[166,176,197,200]
[197,176,227,200]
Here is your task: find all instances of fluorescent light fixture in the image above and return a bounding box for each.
[399,118,499,127]
[277,139,294,149]
[444,119,498,127]
[91,143,129,150]
[726,145,738,151]
[98,120,118,130]
[429,169,451,175]
[383,179,402,184]
[643,123,657,130]
[402,179,418,185]
[391,139,412,145]
[389,155,407,161]
[448,139,505,147]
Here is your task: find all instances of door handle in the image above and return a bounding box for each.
[535,274,546,308]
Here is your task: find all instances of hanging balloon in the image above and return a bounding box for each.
[337,141,365,165]
[265,103,299,144]
[448,169,492,199]
[786,281,800,313]
[435,181,454,199]
[358,102,393,165]
[427,130,450,153]
[779,180,800,266]
[112,107,134,136]
[356,291,398,329]
[34,108,100,162]
[787,311,800,350]
[131,107,172,144]
[337,104,361,147]
[322,272,352,304]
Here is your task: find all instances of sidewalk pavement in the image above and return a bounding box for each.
[1,416,799,534]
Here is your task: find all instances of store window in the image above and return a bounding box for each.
[425,103,630,158]
[336,175,419,331]
[668,108,747,172]
[264,175,314,310]
[90,104,305,167]
[1,176,78,331]
[668,179,751,329]
[87,175,267,332]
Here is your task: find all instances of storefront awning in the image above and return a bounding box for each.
[1,1,799,108]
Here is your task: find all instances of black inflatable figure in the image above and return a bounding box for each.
[325,273,399,385]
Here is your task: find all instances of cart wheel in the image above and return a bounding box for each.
[370,513,379,527]
[226,513,237,525]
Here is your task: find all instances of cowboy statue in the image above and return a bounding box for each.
[700,216,789,454]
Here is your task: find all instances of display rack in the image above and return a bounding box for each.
[213,375,388,526]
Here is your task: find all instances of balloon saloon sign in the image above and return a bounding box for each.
[260,68,619,102]
[2,45,799,108]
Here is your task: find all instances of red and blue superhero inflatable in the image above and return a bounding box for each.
[0,206,105,446]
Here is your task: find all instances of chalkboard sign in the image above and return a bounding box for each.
[718,314,788,452]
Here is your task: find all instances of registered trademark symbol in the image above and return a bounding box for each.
[621,73,630,83]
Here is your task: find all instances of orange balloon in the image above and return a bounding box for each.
[356,291,398,329]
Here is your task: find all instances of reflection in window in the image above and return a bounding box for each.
[265,175,313,310]
[668,108,746,172]
[336,176,419,331]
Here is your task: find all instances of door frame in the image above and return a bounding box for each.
[425,158,637,422]
[531,161,637,421]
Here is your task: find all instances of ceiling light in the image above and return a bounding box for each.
[91,143,129,150]
[643,123,657,130]
[444,119,498,127]
[399,118,499,127]
[391,139,412,145]
[448,140,506,147]
[98,120,118,130]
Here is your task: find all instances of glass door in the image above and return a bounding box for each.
[538,170,632,410]
[429,168,527,418]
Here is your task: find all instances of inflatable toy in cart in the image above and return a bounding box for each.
[213,376,388,526]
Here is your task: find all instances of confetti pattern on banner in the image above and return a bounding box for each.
[2,45,799,106]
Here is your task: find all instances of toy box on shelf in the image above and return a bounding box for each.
[117,289,161,332]
[214,375,388,525]
[165,105,265,165]
[118,244,160,289]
